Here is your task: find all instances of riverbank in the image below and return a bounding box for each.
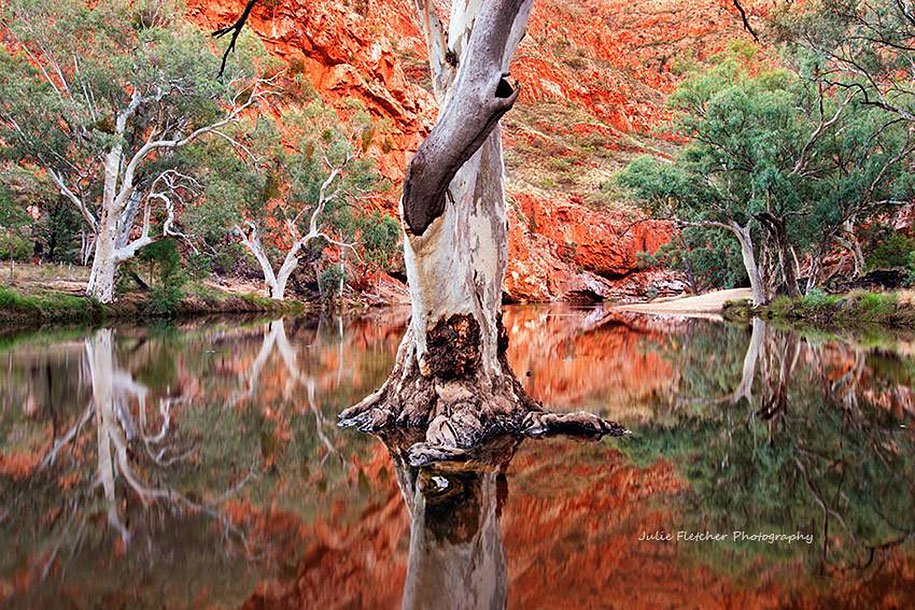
[612,288,752,319]
[722,290,915,330]
[0,284,309,327]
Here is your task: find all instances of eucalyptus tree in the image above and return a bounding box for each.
[0,0,273,303]
[771,0,914,124]
[332,0,623,460]
[191,102,392,301]
[619,47,913,303]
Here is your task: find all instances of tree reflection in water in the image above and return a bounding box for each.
[1,309,914,608]
[630,317,915,579]
[385,435,518,610]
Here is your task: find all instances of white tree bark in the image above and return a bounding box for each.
[44,83,273,304]
[730,221,768,306]
[401,467,507,610]
[341,0,623,462]
[235,159,352,300]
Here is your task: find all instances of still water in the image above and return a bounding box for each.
[1,305,914,609]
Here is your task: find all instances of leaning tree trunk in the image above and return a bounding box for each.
[340,0,622,464]
[729,221,768,306]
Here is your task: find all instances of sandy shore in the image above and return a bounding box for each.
[613,288,751,317]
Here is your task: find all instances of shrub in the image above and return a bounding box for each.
[138,239,187,314]
[857,291,897,317]
[865,227,915,270]
[320,265,346,302]
[800,288,839,309]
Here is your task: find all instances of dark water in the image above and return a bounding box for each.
[1,306,914,609]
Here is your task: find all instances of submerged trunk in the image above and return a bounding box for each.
[340,0,622,463]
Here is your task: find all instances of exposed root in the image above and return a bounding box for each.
[521,410,629,438]
[339,316,627,466]
[340,372,627,466]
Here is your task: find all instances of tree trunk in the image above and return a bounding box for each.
[757,213,800,298]
[272,254,299,300]
[722,317,764,405]
[340,0,622,465]
[86,217,119,304]
[400,462,508,610]
[730,222,767,306]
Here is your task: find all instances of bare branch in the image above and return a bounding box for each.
[213,0,260,79]
[47,167,98,231]
[732,0,760,42]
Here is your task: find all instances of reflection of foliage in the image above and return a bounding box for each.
[0,315,397,605]
[625,323,915,577]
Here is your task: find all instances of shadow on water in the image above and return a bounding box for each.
[0,305,914,608]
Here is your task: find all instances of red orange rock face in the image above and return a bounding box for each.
[186,0,765,301]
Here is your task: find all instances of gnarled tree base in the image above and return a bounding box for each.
[339,319,626,466]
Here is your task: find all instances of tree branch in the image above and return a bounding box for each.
[116,78,276,211]
[402,0,528,235]
[47,167,98,231]
[213,0,259,79]
[732,0,759,42]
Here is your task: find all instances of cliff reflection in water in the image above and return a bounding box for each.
[1,305,914,609]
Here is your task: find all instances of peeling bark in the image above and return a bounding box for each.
[340,0,623,463]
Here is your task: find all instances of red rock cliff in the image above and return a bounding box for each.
[187,0,760,301]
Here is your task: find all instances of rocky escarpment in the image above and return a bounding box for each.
[188,0,760,302]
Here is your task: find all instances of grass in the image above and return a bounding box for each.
[0,285,105,324]
[0,283,309,328]
[723,290,915,330]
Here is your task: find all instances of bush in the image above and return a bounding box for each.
[0,232,32,261]
[865,227,915,270]
[800,288,840,309]
[320,265,346,302]
[138,239,187,314]
[357,212,400,268]
[856,291,897,317]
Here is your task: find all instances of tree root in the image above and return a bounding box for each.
[339,378,627,467]
[338,321,627,466]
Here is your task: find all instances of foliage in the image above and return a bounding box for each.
[619,43,913,295]
[638,226,746,293]
[137,239,187,313]
[190,99,398,295]
[0,0,271,301]
[354,211,400,268]
[320,264,346,301]
[799,288,839,309]
[863,225,915,270]
[770,0,914,124]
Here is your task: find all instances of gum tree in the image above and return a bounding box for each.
[0,0,271,303]
[188,102,397,301]
[213,0,623,462]
[333,0,623,462]
[620,46,912,304]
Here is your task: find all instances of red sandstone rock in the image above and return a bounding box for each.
[187,0,761,301]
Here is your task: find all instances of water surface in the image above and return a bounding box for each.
[1,306,914,609]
